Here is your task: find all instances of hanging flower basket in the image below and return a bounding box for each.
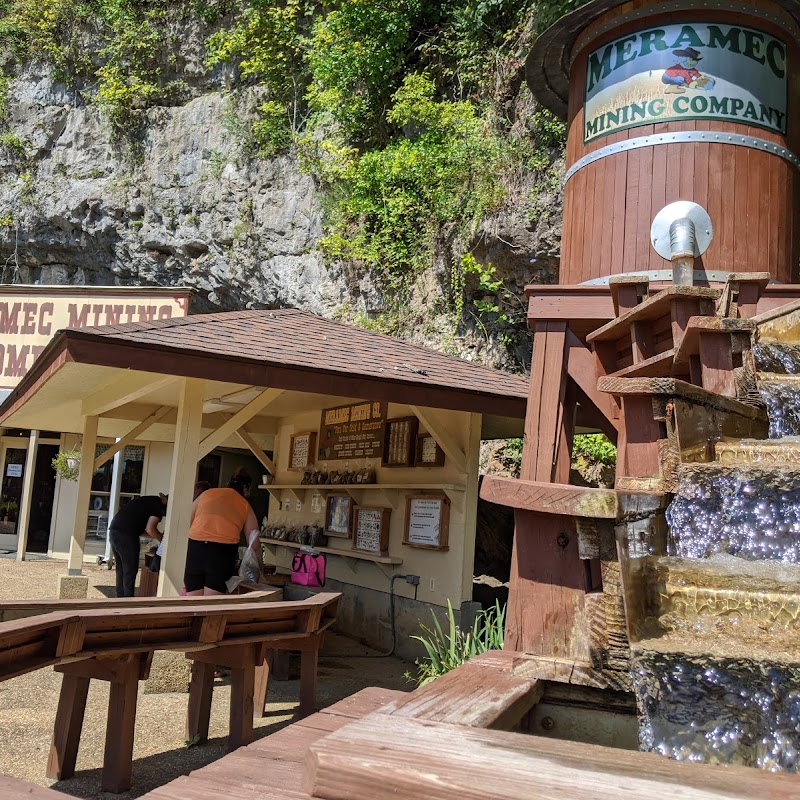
[52,448,82,481]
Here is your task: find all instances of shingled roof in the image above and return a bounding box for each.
[0,308,529,421]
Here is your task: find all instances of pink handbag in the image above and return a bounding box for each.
[291,550,326,587]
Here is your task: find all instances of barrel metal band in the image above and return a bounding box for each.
[572,0,800,62]
[579,270,779,286]
[564,132,800,186]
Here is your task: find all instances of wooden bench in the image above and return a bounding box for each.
[0,592,339,793]
[0,585,279,623]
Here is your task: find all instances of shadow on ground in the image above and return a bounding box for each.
[47,633,410,799]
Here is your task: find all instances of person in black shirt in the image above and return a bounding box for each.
[109,493,167,597]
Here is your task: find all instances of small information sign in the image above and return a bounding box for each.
[353,506,391,555]
[403,495,450,551]
[382,416,419,467]
[289,432,316,471]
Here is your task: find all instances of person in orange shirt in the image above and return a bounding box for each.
[184,469,262,595]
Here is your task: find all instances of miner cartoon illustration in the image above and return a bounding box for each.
[662,47,716,94]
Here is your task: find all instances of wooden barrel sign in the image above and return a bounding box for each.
[527,0,800,285]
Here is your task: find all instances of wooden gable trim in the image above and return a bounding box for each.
[62,336,528,419]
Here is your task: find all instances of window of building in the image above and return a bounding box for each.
[86,445,146,541]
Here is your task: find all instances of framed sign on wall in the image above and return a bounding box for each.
[352,506,392,555]
[289,431,317,471]
[318,401,387,460]
[324,493,354,538]
[382,416,419,467]
[415,433,445,467]
[403,494,450,551]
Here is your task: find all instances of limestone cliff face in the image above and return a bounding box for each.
[0,28,561,369]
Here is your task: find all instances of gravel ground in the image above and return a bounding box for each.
[0,557,410,799]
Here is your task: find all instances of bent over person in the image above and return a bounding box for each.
[108,493,167,597]
[184,469,261,595]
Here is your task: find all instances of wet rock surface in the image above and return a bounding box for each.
[632,649,800,771]
[667,466,800,562]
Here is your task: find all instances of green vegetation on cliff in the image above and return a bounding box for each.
[0,0,572,342]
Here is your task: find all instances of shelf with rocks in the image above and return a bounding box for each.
[259,483,465,506]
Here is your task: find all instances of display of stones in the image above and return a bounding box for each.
[261,522,327,548]
[300,468,376,485]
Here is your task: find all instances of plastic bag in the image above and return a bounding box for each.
[226,530,262,593]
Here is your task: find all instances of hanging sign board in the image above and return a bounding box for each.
[318,401,387,461]
[584,23,787,143]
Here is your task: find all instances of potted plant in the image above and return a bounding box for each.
[52,447,82,481]
[0,498,18,522]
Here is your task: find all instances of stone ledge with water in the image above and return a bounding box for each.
[627,454,800,771]
[632,649,800,771]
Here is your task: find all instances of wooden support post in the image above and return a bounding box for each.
[522,322,569,483]
[102,657,142,793]
[615,493,669,643]
[698,333,736,397]
[565,331,618,438]
[609,277,649,316]
[229,660,255,750]
[158,378,205,597]
[186,642,266,750]
[616,396,663,481]
[46,674,90,780]
[253,651,274,718]
[15,429,39,561]
[48,653,151,794]
[187,661,215,744]
[630,321,653,364]
[299,638,321,718]
[506,510,588,657]
[67,416,99,574]
[508,322,585,656]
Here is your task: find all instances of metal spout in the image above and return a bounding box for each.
[650,202,713,285]
[669,217,696,286]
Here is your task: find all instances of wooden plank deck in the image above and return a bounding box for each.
[306,713,800,800]
[142,687,406,800]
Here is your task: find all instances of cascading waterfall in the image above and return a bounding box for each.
[629,362,800,771]
[753,341,800,375]
[667,467,800,562]
[755,340,800,438]
[633,651,800,770]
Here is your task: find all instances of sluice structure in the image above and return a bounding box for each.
[482,0,800,770]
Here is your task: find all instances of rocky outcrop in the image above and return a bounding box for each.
[1,68,345,314]
[0,29,562,367]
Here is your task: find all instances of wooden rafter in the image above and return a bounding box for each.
[408,406,467,473]
[93,406,172,470]
[81,375,178,417]
[197,388,283,460]
[235,428,276,475]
